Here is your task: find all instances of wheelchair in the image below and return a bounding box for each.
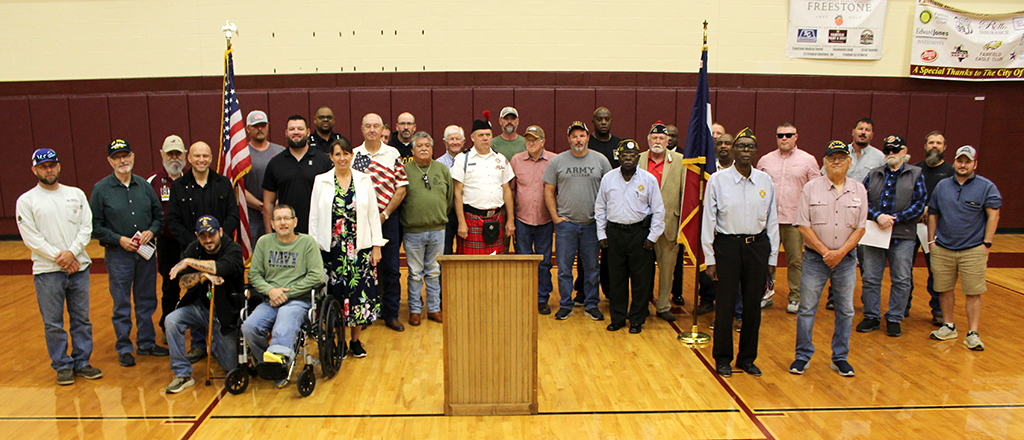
[225,282,345,397]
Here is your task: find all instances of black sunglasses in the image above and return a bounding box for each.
[422,174,432,190]
[883,146,904,154]
[776,133,796,139]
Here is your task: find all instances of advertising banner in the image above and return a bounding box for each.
[910,0,1024,81]
[787,0,888,60]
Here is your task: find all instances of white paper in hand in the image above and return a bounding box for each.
[858,220,891,249]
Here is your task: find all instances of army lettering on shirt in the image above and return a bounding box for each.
[267,250,299,269]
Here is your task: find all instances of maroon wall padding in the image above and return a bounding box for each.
[674,89,697,144]
[348,89,391,146]
[513,88,556,156]
[943,95,984,149]
[430,88,473,157]
[267,90,310,146]
[147,93,192,175]
[715,89,756,138]
[67,96,110,192]
[830,92,872,138]
[472,88,514,138]
[186,92,222,160]
[308,90,350,143]
[553,89,596,153]
[0,97,33,216]
[907,94,949,150]
[596,88,638,142]
[636,89,676,143]
[753,90,797,161]
[870,93,911,141]
[108,94,154,180]
[389,88,432,147]
[28,97,76,194]
[793,91,834,157]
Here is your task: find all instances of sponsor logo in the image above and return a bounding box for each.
[797,29,817,43]
[1014,17,1024,31]
[860,30,874,45]
[954,17,973,35]
[920,10,932,24]
[829,30,848,44]
[921,50,938,62]
[983,41,1002,50]
[951,45,969,62]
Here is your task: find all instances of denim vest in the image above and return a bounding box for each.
[865,164,922,241]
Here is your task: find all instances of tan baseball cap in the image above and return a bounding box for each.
[524,125,545,139]
[161,135,186,153]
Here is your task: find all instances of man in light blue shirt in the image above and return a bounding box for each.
[701,127,779,378]
[596,140,665,334]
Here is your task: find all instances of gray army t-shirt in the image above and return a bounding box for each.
[542,150,612,225]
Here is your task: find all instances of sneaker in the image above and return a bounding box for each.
[830,360,855,377]
[74,365,103,380]
[185,345,207,364]
[787,301,799,314]
[350,340,367,358]
[119,353,136,367]
[825,300,835,310]
[138,345,170,356]
[263,352,288,364]
[761,298,774,309]
[734,319,742,332]
[931,323,958,341]
[931,314,944,327]
[342,341,349,360]
[695,303,715,316]
[573,297,585,308]
[584,307,605,321]
[886,320,902,337]
[165,376,195,394]
[57,369,74,386]
[856,317,880,333]
[274,378,288,388]
[964,331,985,351]
[555,307,573,320]
[538,303,552,315]
[789,360,808,375]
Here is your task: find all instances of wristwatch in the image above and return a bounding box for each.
[983,242,993,248]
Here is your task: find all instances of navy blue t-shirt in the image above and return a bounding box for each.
[928,174,1001,250]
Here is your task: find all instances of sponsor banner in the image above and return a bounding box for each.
[787,0,887,59]
[910,0,1024,81]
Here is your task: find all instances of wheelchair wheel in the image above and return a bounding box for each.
[225,367,249,395]
[320,297,344,378]
[297,367,316,397]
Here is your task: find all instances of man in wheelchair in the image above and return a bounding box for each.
[164,215,245,394]
[242,204,325,387]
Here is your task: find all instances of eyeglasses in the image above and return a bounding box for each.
[272,216,295,222]
[422,174,432,190]
[824,155,850,163]
[397,122,415,126]
[776,133,796,139]
[733,142,757,151]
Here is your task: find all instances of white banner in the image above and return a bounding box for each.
[910,0,1024,81]
[787,0,887,60]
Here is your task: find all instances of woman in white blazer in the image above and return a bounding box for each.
[308,139,386,358]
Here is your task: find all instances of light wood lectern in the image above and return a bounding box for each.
[437,254,542,416]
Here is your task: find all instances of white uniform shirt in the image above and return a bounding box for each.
[700,166,780,266]
[450,148,515,210]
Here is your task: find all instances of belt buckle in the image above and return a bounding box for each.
[744,236,755,244]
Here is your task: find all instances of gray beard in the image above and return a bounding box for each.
[886,156,903,168]
[925,149,943,167]
[164,159,184,176]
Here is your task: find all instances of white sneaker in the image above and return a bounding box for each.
[786,301,799,314]
[930,323,958,341]
[165,377,195,394]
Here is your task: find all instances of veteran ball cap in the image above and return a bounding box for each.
[824,140,851,157]
[108,139,132,157]
[567,121,589,136]
[735,126,756,143]
[246,110,269,126]
[524,125,545,139]
[499,106,518,119]
[616,139,640,152]
[649,121,668,134]
[883,134,906,150]
[195,215,221,235]
[161,135,186,153]
[32,148,59,166]
[955,145,977,161]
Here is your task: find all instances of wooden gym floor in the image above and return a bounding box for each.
[1,237,1024,439]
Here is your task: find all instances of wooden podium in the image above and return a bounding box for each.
[437,254,542,416]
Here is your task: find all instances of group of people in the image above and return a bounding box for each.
[16,102,1000,393]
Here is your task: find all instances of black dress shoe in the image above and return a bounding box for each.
[672,295,685,306]
[606,323,626,331]
[737,363,762,376]
[694,302,715,316]
[384,319,405,332]
[716,363,732,377]
[629,323,642,334]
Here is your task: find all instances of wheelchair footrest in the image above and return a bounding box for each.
[256,362,290,380]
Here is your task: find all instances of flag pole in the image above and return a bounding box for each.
[679,20,712,347]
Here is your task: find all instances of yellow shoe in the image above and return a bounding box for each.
[263,352,286,364]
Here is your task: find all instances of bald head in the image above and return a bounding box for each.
[188,141,213,174]
[396,112,416,143]
[361,113,384,145]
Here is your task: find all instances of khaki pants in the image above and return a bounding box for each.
[654,235,679,313]
[779,224,803,302]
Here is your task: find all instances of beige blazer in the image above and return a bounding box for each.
[639,150,685,242]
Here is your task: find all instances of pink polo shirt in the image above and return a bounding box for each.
[756,147,821,224]
[510,149,556,226]
[794,176,868,251]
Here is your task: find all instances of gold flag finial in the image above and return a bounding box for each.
[702,20,708,49]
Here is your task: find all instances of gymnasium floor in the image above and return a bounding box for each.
[1,237,1022,439]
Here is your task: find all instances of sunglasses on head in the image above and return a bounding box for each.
[776,133,796,139]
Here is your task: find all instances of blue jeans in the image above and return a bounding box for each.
[166,302,238,377]
[555,221,599,310]
[241,299,310,361]
[796,249,857,363]
[861,239,915,322]
[34,270,93,371]
[104,246,158,355]
[404,229,444,314]
[515,219,553,304]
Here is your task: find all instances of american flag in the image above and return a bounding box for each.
[218,46,253,259]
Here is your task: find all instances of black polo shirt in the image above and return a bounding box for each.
[588,134,622,168]
[262,147,334,234]
[308,132,349,156]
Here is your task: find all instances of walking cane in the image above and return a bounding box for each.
[205,282,215,386]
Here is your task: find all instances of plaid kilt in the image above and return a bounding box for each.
[457,210,506,255]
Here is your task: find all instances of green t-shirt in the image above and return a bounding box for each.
[401,160,453,233]
[249,233,324,300]
[491,135,527,162]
